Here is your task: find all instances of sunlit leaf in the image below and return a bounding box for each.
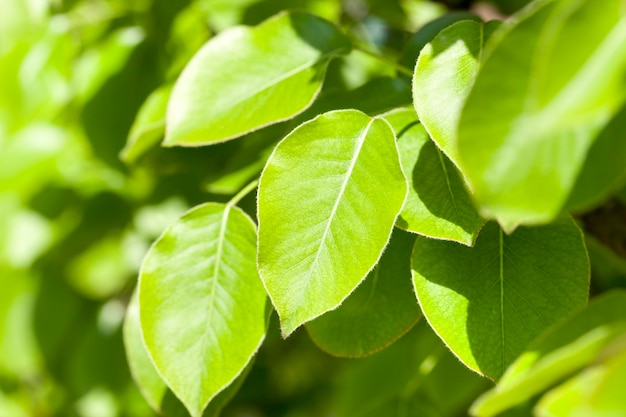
[413,19,500,165]
[139,203,268,417]
[165,11,351,146]
[258,109,407,336]
[471,290,626,417]
[385,108,484,246]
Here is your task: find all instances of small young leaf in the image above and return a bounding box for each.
[124,291,250,417]
[385,108,484,246]
[165,11,351,146]
[412,19,500,166]
[457,0,626,229]
[412,217,589,380]
[120,85,171,164]
[306,229,421,357]
[139,203,268,417]
[258,109,407,337]
[471,290,626,417]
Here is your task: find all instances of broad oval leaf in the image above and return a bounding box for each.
[165,11,351,146]
[412,217,589,380]
[457,0,626,229]
[471,290,626,417]
[385,108,484,246]
[258,109,407,337]
[139,203,268,417]
[306,229,421,357]
[124,290,251,417]
[412,19,500,166]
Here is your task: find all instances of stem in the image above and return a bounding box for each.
[228,179,259,206]
[355,45,414,77]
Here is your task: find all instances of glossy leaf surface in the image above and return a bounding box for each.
[472,290,626,417]
[412,218,589,380]
[165,11,351,146]
[258,110,407,336]
[413,19,500,166]
[306,229,421,357]
[386,108,484,246]
[139,203,268,417]
[457,0,626,229]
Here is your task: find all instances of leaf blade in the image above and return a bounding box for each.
[258,109,407,336]
[165,11,351,146]
[412,217,589,380]
[139,203,268,417]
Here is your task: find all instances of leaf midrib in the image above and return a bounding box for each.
[195,205,231,412]
[303,119,375,297]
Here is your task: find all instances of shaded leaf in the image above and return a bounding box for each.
[566,104,626,212]
[471,290,626,417]
[385,108,484,246]
[306,229,421,357]
[121,85,172,164]
[412,218,589,380]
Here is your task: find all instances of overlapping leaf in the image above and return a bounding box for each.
[457,0,626,229]
[139,203,268,417]
[412,218,589,380]
[385,108,483,246]
[306,229,420,357]
[258,110,407,336]
[124,291,249,417]
[471,290,626,417]
[412,19,501,166]
[165,11,351,146]
[121,85,171,164]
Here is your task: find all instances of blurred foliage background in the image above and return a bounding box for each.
[6,0,626,416]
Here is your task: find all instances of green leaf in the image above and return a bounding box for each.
[471,290,626,417]
[124,290,251,417]
[535,349,626,417]
[566,104,626,212]
[165,11,351,146]
[336,320,491,417]
[306,229,421,357]
[457,0,626,230]
[258,109,407,336]
[120,85,172,164]
[411,217,589,380]
[412,19,500,166]
[139,202,268,417]
[385,108,484,246]
[399,11,480,72]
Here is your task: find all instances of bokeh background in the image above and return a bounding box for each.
[6,1,625,416]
